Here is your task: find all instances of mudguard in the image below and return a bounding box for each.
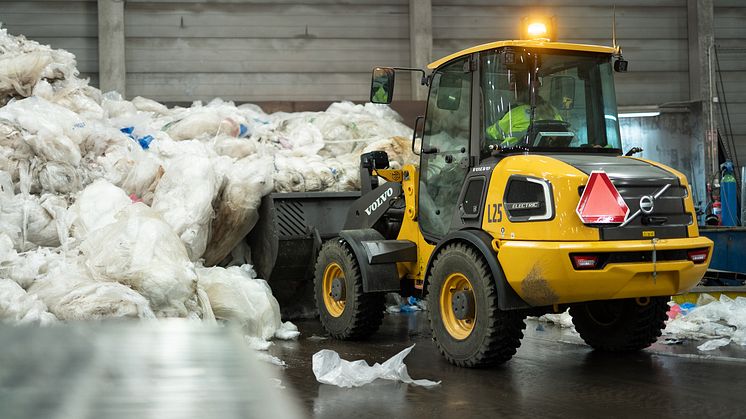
[426,229,531,310]
[339,229,401,293]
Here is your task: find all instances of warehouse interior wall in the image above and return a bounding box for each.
[0,0,699,105]
[1,0,744,205]
[714,0,746,164]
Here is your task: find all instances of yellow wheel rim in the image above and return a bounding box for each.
[439,273,475,340]
[322,262,346,317]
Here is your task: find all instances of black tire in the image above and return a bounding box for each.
[426,243,526,367]
[313,239,385,340]
[570,296,669,351]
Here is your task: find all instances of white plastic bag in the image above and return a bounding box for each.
[28,256,155,320]
[80,203,197,317]
[0,278,56,325]
[196,264,285,340]
[69,179,132,239]
[312,345,440,388]
[151,155,218,260]
[697,337,731,351]
[203,155,273,265]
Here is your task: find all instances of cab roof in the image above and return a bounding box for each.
[427,40,618,70]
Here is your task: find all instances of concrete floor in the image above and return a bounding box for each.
[1,314,744,419]
[271,312,746,419]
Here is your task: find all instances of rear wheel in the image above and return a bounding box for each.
[313,239,385,340]
[427,243,526,367]
[570,296,669,351]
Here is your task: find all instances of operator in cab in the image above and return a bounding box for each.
[485,72,563,146]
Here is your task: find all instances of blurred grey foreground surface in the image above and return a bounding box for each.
[0,320,302,419]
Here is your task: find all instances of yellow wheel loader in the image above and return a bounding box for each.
[249,33,713,367]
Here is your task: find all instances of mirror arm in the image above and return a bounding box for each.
[392,67,429,86]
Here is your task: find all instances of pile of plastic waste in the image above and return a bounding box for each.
[0,26,414,344]
[664,294,746,351]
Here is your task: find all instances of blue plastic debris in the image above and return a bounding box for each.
[680,302,696,315]
[238,124,249,137]
[120,127,154,150]
[137,135,154,149]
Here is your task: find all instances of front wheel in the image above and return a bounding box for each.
[570,296,669,351]
[313,239,385,340]
[427,243,526,367]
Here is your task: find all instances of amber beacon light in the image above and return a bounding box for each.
[520,16,557,41]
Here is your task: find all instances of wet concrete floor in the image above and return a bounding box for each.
[270,312,746,419]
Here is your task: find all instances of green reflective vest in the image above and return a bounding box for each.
[373,86,388,103]
[486,104,562,145]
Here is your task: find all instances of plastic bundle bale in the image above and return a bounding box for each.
[0,120,35,173]
[80,203,198,317]
[165,108,226,141]
[0,51,54,102]
[27,256,155,320]
[34,79,107,122]
[38,161,80,194]
[95,139,164,202]
[131,96,171,116]
[324,153,362,191]
[0,192,64,251]
[0,25,78,102]
[272,154,305,193]
[0,246,58,290]
[202,155,273,266]
[68,179,132,240]
[213,135,260,160]
[196,264,282,340]
[277,116,325,155]
[0,278,57,325]
[101,91,138,118]
[280,154,337,192]
[0,96,86,166]
[152,155,218,261]
[362,136,418,170]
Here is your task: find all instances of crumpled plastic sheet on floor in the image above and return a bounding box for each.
[0,24,416,348]
[664,294,746,351]
[312,344,440,388]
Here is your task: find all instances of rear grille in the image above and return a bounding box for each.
[276,200,308,238]
[579,183,692,240]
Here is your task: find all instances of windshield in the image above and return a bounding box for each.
[481,48,622,153]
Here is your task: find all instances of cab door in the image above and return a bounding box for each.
[418,57,473,239]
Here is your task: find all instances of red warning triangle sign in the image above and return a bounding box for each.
[576,171,629,224]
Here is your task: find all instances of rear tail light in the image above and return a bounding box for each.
[687,248,709,264]
[571,255,599,270]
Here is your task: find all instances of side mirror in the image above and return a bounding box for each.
[614,59,628,73]
[370,67,395,104]
[549,75,575,110]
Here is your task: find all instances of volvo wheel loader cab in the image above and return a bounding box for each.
[312,36,713,367]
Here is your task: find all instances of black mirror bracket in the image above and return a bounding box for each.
[393,67,430,86]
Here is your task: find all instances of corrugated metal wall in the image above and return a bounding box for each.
[432,0,690,106]
[714,0,746,162]
[2,0,691,106]
[123,0,412,101]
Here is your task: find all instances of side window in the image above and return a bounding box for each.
[419,58,472,238]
